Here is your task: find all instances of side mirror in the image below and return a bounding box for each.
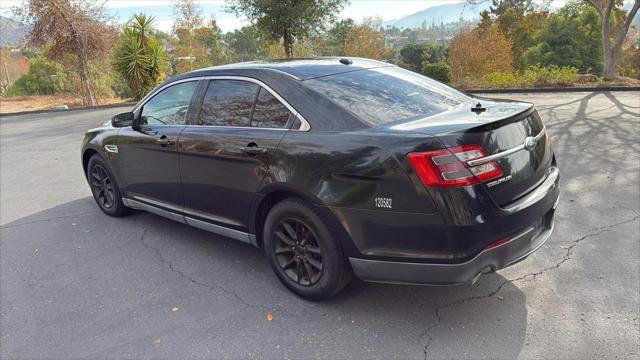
[111,111,134,128]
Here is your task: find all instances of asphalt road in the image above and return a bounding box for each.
[1,91,639,359]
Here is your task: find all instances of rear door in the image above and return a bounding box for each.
[117,80,200,209]
[178,79,292,232]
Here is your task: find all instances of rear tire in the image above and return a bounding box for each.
[87,154,131,217]
[264,198,353,300]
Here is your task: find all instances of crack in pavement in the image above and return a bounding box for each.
[135,224,280,314]
[130,225,310,316]
[0,210,101,229]
[422,215,640,359]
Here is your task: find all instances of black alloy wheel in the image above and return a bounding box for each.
[86,154,130,217]
[273,218,324,286]
[90,164,115,209]
[264,198,353,300]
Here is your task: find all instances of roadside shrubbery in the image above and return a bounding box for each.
[5,56,67,96]
[422,62,451,83]
[483,65,579,88]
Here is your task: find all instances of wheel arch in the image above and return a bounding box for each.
[82,147,99,176]
[250,185,359,257]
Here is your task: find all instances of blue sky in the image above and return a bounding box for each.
[1,0,570,32]
[0,0,485,31]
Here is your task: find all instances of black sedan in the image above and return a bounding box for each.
[81,58,559,299]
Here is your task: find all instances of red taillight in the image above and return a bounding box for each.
[407,144,503,188]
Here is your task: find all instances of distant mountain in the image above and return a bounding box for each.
[0,16,28,46]
[384,2,491,29]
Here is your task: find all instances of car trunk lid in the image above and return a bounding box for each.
[387,97,553,206]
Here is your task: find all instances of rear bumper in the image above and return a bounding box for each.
[349,198,557,286]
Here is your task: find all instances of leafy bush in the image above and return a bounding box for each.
[483,65,578,88]
[5,56,67,96]
[89,61,117,98]
[483,72,520,88]
[399,42,448,72]
[422,62,452,83]
[522,65,578,87]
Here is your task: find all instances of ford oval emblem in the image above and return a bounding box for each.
[524,136,537,151]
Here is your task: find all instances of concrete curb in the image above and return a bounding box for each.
[468,86,640,94]
[0,102,136,117]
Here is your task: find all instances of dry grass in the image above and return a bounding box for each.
[0,94,131,114]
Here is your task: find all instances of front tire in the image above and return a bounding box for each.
[264,198,352,300]
[87,154,130,217]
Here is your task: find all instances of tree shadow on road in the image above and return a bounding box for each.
[1,197,528,359]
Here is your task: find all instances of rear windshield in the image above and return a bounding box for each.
[305,66,469,126]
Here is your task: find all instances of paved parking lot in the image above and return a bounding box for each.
[1,91,639,359]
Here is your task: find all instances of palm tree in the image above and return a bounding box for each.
[113,14,167,100]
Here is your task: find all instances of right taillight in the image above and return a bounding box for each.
[407,144,503,188]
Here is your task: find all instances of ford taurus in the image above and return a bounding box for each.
[81,58,559,299]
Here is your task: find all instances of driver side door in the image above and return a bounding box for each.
[117,80,200,210]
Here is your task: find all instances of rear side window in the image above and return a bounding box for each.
[305,66,468,126]
[251,88,291,128]
[198,80,259,126]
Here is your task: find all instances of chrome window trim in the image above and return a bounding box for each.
[466,126,546,167]
[132,75,311,132]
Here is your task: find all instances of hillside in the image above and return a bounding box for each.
[0,16,28,46]
[383,2,491,29]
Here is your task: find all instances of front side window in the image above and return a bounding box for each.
[251,88,291,128]
[140,81,198,125]
[199,80,259,126]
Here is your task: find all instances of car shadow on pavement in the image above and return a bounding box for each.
[1,197,527,359]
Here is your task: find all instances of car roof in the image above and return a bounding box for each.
[195,57,390,80]
[155,57,395,132]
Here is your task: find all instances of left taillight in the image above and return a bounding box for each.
[407,144,503,188]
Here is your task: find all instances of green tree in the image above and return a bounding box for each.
[172,0,204,72]
[399,43,427,71]
[224,25,265,61]
[172,0,228,72]
[196,18,228,66]
[5,55,66,96]
[478,9,493,31]
[489,0,546,69]
[327,18,355,55]
[226,0,348,58]
[523,2,603,75]
[399,42,448,73]
[113,14,167,100]
[15,0,116,105]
